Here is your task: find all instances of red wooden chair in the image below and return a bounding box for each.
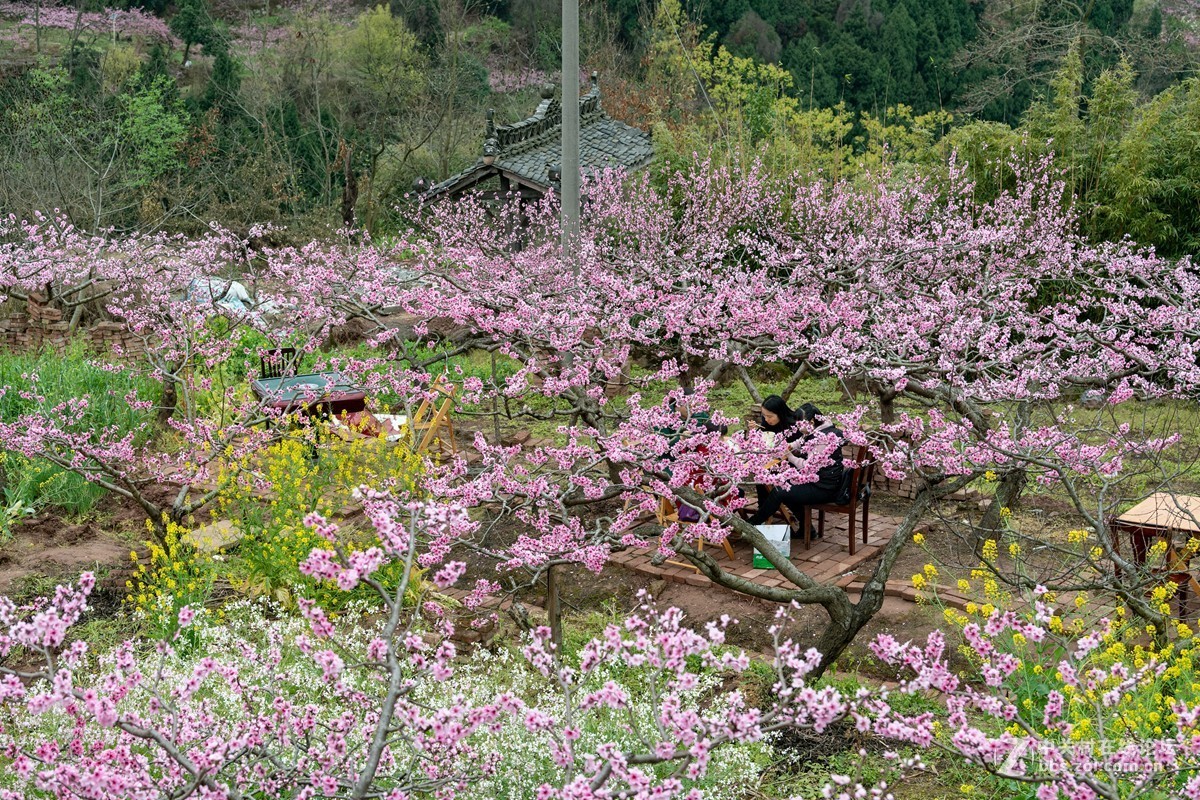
[803,446,875,555]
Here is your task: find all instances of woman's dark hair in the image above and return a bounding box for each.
[760,395,797,432]
[798,402,822,422]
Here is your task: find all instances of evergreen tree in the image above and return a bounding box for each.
[391,0,444,51]
[137,43,176,97]
[202,51,241,118]
[1143,5,1163,38]
[170,0,220,64]
[879,1,917,105]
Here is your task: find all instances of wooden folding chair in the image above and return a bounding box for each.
[660,496,737,565]
[259,347,298,379]
[410,379,458,455]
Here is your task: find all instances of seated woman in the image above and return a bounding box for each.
[656,389,728,521]
[659,388,728,449]
[747,398,844,538]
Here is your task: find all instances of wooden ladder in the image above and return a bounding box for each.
[410,379,458,456]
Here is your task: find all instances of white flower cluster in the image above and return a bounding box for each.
[417,644,770,800]
[2,601,768,798]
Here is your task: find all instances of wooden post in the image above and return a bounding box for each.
[491,351,502,444]
[561,0,580,263]
[546,565,563,651]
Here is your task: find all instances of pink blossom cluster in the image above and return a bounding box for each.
[0,542,928,799]
[487,60,551,94]
[871,599,1200,798]
[230,20,293,55]
[6,155,1199,589]
[0,1,177,43]
[1160,0,1200,46]
[7,552,1196,797]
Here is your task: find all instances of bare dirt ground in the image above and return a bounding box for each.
[0,490,160,600]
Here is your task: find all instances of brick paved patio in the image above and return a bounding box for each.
[609,514,902,590]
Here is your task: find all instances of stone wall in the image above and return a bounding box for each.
[0,295,143,357]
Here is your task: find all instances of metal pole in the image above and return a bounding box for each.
[561,0,580,268]
[549,0,579,652]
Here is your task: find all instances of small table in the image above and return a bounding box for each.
[1112,493,1200,618]
[251,372,368,419]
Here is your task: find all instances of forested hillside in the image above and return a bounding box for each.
[0,0,1197,253]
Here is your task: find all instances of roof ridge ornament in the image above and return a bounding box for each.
[418,70,652,201]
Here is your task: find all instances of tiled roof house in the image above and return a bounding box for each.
[418,73,654,201]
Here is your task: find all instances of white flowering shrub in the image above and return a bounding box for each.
[424,645,772,800]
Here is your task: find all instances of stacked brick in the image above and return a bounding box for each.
[871,473,924,500]
[0,295,143,357]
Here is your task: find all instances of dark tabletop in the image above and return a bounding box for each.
[251,372,366,405]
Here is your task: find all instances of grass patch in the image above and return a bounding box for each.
[0,343,159,515]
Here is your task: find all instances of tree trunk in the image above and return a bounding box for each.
[669,479,952,680]
[975,467,1027,553]
[810,482,942,676]
[974,401,1030,555]
[158,376,179,425]
[879,389,896,425]
[546,565,562,650]
[341,142,358,229]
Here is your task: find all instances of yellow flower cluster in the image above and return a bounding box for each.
[126,517,212,637]
[209,427,426,610]
[944,583,1200,749]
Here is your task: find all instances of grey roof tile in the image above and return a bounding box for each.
[424,79,652,198]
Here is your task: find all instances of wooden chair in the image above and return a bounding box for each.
[659,496,738,571]
[409,379,458,455]
[259,347,298,380]
[803,446,875,556]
